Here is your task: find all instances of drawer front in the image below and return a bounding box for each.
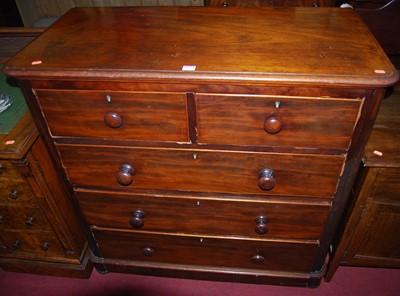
[196,94,360,150]
[77,190,330,240]
[58,145,344,198]
[93,229,318,272]
[0,180,36,204]
[0,161,23,179]
[372,169,400,201]
[0,230,65,258]
[35,90,189,142]
[0,205,50,231]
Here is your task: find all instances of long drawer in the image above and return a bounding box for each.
[0,161,24,179]
[196,94,361,150]
[93,229,318,272]
[76,190,330,240]
[34,90,189,142]
[58,145,344,198]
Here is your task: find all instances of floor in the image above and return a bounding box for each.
[1,265,399,296]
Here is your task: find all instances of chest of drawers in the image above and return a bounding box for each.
[0,113,92,277]
[3,7,398,287]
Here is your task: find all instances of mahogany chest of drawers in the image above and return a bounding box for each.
[0,113,91,277]
[4,7,398,286]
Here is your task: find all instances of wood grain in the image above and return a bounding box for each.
[57,144,344,198]
[93,228,318,272]
[76,189,330,239]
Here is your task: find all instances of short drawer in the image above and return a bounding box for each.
[196,94,361,150]
[371,169,400,201]
[0,161,23,179]
[0,230,65,258]
[0,205,50,231]
[58,145,344,198]
[77,190,330,240]
[35,90,189,142]
[93,229,318,272]
[0,180,36,204]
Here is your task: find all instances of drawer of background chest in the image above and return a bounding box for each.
[0,205,51,231]
[370,168,400,202]
[0,180,36,204]
[58,145,344,198]
[0,161,24,179]
[93,229,318,272]
[34,90,189,142]
[77,190,330,240]
[196,94,361,150]
[0,230,65,258]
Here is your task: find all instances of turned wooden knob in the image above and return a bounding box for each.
[25,216,34,226]
[41,241,49,250]
[129,210,145,228]
[255,216,269,234]
[104,111,122,128]
[9,190,18,200]
[143,247,155,257]
[264,116,283,134]
[251,254,265,264]
[116,163,134,186]
[258,169,276,191]
[12,239,20,250]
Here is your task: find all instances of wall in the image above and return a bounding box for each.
[15,0,204,26]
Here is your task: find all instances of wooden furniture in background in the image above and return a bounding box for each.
[325,86,400,280]
[14,0,204,27]
[4,7,398,287]
[0,27,92,277]
[205,0,335,6]
[0,113,92,277]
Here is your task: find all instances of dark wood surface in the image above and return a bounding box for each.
[3,7,398,86]
[3,7,397,286]
[76,189,330,240]
[0,29,92,276]
[326,87,400,280]
[56,144,344,198]
[92,228,318,272]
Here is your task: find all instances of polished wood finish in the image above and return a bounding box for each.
[0,113,92,277]
[326,87,400,281]
[4,7,397,287]
[76,190,330,240]
[0,28,44,64]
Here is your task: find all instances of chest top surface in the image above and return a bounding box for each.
[3,7,398,86]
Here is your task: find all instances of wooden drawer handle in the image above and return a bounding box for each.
[258,169,276,191]
[143,247,155,257]
[0,164,3,174]
[129,209,145,229]
[9,190,18,200]
[251,254,265,264]
[255,216,269,234]
[104,111,123,128]
[264,116,283,134]
[0,215,3,224]
[116,163,134,186]
[41,241,49,251]
[12,239,21,250]
[25,216,34,226]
